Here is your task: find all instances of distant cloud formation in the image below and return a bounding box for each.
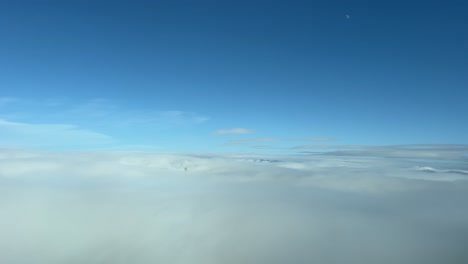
[213,128,254,135]
[1,149,468,263]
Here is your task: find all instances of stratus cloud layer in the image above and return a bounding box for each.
[1,149,468,264]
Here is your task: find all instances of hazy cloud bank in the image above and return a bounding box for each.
[1,149,468,264]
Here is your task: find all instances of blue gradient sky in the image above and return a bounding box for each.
[0,0,467,152]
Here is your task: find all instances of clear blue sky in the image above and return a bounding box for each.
[0,0,467,152]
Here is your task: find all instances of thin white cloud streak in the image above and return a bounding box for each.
[302,137,336,142]
[213,128,254,135]
[316,149,468,160]
[226,137,280,144]
[0,97,209,128]
[414,166,468,175]
[252,144,468,160]
[1,149,468,263]
[0,98,209,149]
[0,119,113,148]
[225,137,335,145]
[293,144,468,150]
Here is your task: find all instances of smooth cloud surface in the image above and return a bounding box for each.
[1,149,468,264]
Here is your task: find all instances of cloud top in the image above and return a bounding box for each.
[1,149,468,263]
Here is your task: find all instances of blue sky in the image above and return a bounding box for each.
[2,2,468,262]
[1,0,467,152]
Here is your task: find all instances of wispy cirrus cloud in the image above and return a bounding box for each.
[226,137,335,145]
[213,128,254,135]
[0,98,209,149]
[226,137,280,144]
[0,98,209,127]
[414,166,468,175]
[0,119,113,148]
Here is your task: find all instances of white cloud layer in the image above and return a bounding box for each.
[1,149,468,263]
